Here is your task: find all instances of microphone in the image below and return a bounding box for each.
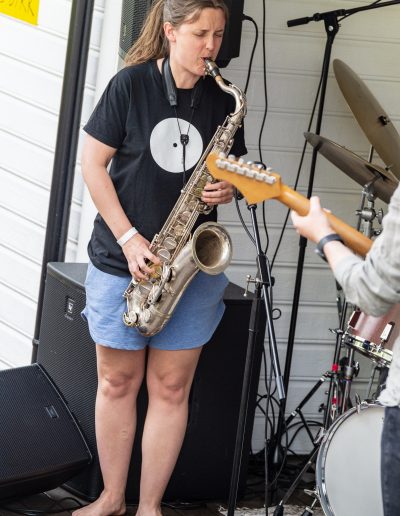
[287,16,311,27]
[287,8,346,27]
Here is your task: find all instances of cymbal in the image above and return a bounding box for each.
[305,132,398,204]
[333,59,400,180]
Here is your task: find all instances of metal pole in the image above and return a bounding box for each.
[32,0,95,362]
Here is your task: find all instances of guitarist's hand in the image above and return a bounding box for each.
[202,181,234,206]
[291,196,334,243]
[291,196,355,269]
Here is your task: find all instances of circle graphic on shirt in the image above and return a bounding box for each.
[150,118,203,173]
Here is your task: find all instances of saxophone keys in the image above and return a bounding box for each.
[143,309,151,323]
[163,237,177,250]
[174,224,185,237]
[123,311,138,327]
[178,212,189,224]
[157,248,171,262]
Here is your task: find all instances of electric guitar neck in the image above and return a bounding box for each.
[205,152,372,257]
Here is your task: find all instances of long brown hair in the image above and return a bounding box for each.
[124,0,228,66]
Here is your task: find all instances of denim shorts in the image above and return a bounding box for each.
[82,261,229,350]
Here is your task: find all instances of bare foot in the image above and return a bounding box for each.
[72,491,126,516]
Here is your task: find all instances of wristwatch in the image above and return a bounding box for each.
[315,233,344,262]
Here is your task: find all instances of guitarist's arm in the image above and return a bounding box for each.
[291,196,356,271]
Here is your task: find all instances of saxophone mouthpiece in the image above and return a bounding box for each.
[203,58,221,79]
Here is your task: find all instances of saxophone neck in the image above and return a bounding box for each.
[203,59,246,117]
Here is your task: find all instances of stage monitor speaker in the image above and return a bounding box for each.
[0,364,92,501]
[118,0,245,67]
[37,262,264,503]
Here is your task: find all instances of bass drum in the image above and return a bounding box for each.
[316,402,385,516]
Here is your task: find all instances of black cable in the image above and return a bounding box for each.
[232,13,259,242]
[270,57,325,270]
[234,194,255,245]
[258,0,268,164]
[262,200,270,255]
[242,15,259,95]
[338,0,385,21]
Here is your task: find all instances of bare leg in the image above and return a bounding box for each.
[72,345,146,516]
[136,346,202,516]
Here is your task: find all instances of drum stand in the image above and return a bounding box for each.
[274,178,386,514]
[272,322,346,515]
[273,295,359,515]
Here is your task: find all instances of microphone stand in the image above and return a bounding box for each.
[227,202,285,516]
[271,0,400,478]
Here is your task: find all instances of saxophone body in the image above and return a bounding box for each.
[123,59,247,336]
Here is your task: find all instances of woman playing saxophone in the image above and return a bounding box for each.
[75,1,247,515]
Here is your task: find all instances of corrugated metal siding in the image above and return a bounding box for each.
[0,0,104,368]
[219,0,400,452]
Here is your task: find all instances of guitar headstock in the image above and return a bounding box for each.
[206,152,282,204]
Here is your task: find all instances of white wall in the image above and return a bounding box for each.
[1,0,399,453]
[0,0,106,368]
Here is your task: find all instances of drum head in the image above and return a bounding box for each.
[316,403,385,516]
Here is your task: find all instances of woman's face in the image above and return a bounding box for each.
[165,8,226,83]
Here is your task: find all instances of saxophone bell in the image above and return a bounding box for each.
[192,221,232,275]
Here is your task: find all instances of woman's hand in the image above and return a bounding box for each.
[291,196,335,243]
[201,180,234,206]
[121,233,160,281]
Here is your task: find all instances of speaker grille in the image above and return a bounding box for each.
[0,364,91,500]
[37,264,102,497]
[119,0,153,59]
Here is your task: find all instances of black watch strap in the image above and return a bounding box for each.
[315,233,344,262]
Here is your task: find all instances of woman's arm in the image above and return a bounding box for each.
[81,134,159,279]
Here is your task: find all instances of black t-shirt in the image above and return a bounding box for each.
[84,60,247,276]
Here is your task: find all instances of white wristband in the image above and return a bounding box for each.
[117,227,138,247]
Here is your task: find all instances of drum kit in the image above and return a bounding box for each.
[285,60,400,515]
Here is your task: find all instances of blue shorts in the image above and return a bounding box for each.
[82,261,229,351]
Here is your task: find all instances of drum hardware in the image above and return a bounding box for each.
[300,495,319,516]
[354,392,362,413]
[339,350,359,414]
[355,183,384,239]
[271,367,342,516]
[365,363,382,400]
[342,305,400,368]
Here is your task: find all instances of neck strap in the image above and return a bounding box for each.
[161,57,205,109]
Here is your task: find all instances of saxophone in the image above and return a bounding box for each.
[122,59,247,336]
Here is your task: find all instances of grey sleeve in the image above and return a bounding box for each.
[334,184,400,316]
